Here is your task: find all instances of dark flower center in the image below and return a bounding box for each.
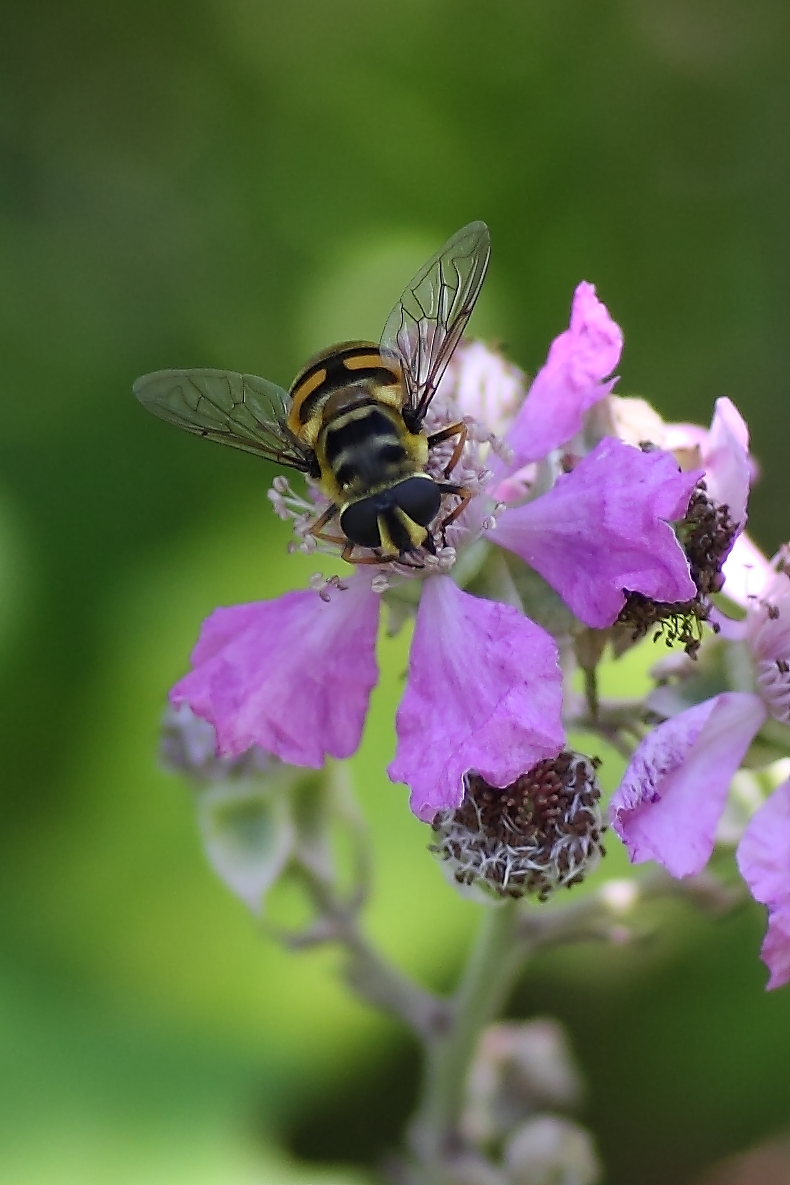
[617,481,738,658]
[431,751,606,901]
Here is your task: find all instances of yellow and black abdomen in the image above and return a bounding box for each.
[287,341,403,448]
[319,401,421,502]
[322,402,437,556]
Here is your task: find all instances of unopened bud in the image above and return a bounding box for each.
[196,778,296,913]
[161,703,274,783]
[504,1115,601,1185]
[464,1020,585,1144]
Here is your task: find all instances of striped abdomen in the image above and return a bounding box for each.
[287,341,403,448]
[319,400,419,502]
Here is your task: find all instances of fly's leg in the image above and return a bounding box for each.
[309,529,393,566]
[436,482,472,546]
[309,505,395,565]
[427,420,468,479]
[308,504,360,553]
[308,503,339,538]
[339,541,398,566]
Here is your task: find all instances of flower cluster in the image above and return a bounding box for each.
[610,543,790,987]
[166,277,789,986]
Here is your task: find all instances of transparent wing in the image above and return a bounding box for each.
[380,220,491,424]
[133,368,314,471]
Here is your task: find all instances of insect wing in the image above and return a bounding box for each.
[380,221,490,424]
[133,368,313,470]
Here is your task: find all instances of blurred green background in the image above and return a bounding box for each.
[3,0,790,1181]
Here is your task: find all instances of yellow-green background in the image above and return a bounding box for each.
[3,2,790,1182]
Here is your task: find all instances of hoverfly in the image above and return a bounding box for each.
[134,221,490,564]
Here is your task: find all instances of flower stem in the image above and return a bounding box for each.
[292,860,448,1040]
[408,898,523,1181]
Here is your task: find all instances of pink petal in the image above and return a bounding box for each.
[702,397,750,531]
[389,575,564,822]
[439,340,527,438]
[758,908,790,991]
[661,419,708,456]
[493,438,699,628]
[171,581,381,765]
[721,532,773,608]
[737,781,790,989]
[737,781,790,908]
[505,282,623,465]
[610,692,767,877]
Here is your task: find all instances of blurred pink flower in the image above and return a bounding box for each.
[737,782,790,990]
[610,557,790,987]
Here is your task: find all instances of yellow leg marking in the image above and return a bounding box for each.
[427,420,468,479]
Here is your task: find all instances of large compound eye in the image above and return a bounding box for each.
[340,498,382,549]
[392,476,441,528]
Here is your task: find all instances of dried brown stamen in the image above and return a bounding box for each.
[431,751,606,901]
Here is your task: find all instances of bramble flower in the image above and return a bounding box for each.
[462,285,701,628]
[170,281,710,821]
[141,229,790,1185]
[610,548,790,987]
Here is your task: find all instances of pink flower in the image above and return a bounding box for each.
[610,557,790,987]
[737,783,790,989]
[610,693,767,876]
[469,284,701,628]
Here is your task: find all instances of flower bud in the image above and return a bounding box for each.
[504,1115,601,1185]
[464,1020,585,1144]
[161,702,274,782]
[431,751,606,901]
[195,778,297,913]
